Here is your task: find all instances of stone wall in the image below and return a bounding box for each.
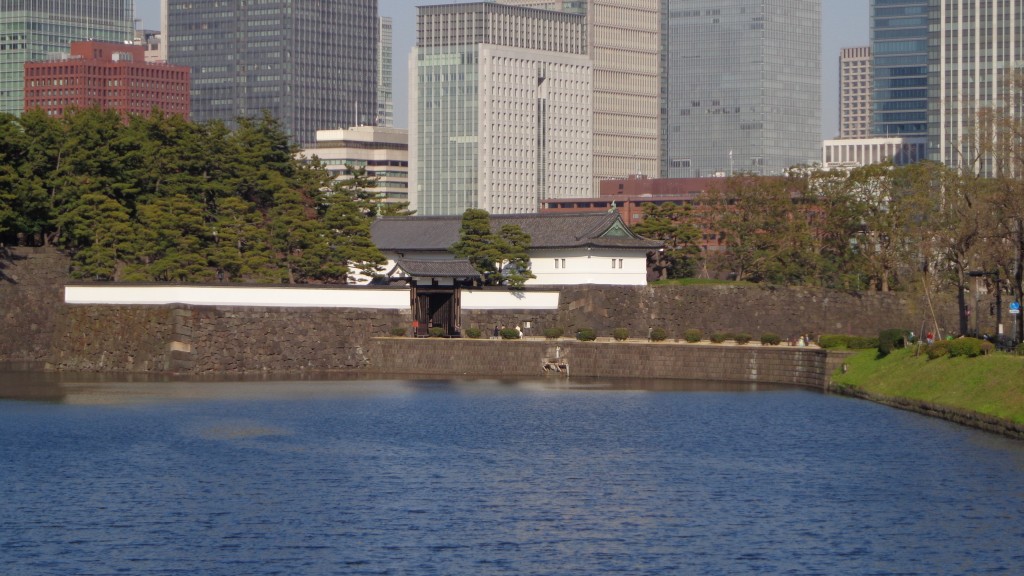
[551,284,959,341]
[50,304,411,374]
[1,247,966,376]
[0,248,69,363]
[367,338,834,389]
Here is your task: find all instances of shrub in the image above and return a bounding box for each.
[612,328,629,341]
[1016,342,1024,356]
[734,333,752,345]
[760,333,781,346]
[926,341,950,360]
[576,328,597,341]
[464,327,482,339]
[500,328,520,340]
[710,333,728,344]
[650,327,668,342]
[683,329,702,343]
[389,326,407,337]
[878,328,909,357]
[980,340,995,356]
[429,326,446,338]
[543,327,564,339]
[818,334,848,349]
[948,337,984,358]
[847,336,879,350]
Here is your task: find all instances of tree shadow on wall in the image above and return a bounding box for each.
[0,246,23,284]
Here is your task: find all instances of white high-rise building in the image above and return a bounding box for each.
[499,0,661,187]
[301,126,409,206]
[839,47,873,139]
[377,16,393,127]
[929,0,1024,174]
[410,3,593,216]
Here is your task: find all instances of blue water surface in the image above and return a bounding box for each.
[1,377,1023,575]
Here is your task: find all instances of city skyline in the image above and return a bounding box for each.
[132,0,869,140]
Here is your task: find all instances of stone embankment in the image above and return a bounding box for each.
[370,337,838,389]
[2,247,950,385]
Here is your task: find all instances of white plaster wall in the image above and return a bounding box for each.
[65,286,411,309]
[529,249,648,286]
[378,249,648,286]
[461,290,560,310]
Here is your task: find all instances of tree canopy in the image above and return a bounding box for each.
[0,107,385,284]
[449,209,535,288]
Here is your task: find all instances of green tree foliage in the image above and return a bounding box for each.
[494,224,535,288]
[708,172,817,284]
[449,209,534,287]
[632,202,701,279]
[0,107,381,284]
[315,180,387,283]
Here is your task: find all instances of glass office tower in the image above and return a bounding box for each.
[0,0,134,115]
[871,0,929,136]
[166,0,377,145]
[662,1,820,178]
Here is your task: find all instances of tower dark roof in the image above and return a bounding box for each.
[371,212,662,252]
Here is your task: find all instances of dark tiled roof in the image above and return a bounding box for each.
[390,259,481,278]
[372,212,662,251]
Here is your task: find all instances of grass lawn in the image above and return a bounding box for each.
[832,347,1024,424]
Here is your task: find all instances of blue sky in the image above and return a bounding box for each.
[134,1,868,139]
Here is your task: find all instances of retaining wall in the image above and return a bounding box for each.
[2,247,962,378]
[367,338,834,388]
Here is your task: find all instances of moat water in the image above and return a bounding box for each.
[1,371,1023,575]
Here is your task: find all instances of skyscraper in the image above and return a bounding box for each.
[839,47,873,139]
[929,0,1024,173]
[871,0,928,137]
[377,16,394,127]
[500,0,661,187]
[410,3,593,216]
[662,1,820,177]
[0,0,134,116]
[166,0,377,145]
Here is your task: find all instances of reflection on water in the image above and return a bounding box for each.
[0,367,797,405]
[2,368,1024,575]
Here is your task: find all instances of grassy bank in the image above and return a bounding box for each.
[832,348,1024,425]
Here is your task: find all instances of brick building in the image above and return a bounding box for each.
[542,176,730,251]
[24,41,190,120]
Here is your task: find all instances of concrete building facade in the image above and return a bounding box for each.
[821,137,928,170]
[928,0,1024,174]
[165,0,377,145]
[301,126,409,206]
[499,0,661,188]
[23,41,189,120]
[839,46,873,139]
[0,0,134,116]
[410,3,593,216]
[662,0,821,178]
[377,16,394,127]
[871,0,929,137]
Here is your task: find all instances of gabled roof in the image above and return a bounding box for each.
[371,212,662,252]
[389,259,481,279]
